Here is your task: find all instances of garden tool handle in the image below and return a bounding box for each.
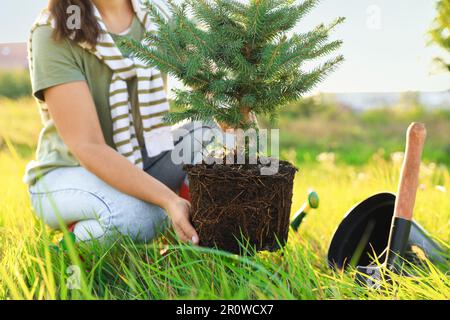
[393,123,427,220]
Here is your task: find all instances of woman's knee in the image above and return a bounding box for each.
[29,188,113,232]
[29,167,169,244]
[30,188,169,244]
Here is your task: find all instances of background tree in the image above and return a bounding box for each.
[122,0,344,130]
[429,0,450,73]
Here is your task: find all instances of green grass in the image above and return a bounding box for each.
[262,95,450,167]
[0,98,449,300]
[0,70,32,100]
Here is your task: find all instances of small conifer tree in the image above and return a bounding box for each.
[122,0,345,252]
[122,0,344,130]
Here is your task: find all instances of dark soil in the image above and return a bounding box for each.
[184,157,297,254]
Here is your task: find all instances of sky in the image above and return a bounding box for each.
[0,0,449,93]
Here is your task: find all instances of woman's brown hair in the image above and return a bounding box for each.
[48,0,101,47]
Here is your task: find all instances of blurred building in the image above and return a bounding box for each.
[0,43,28,70]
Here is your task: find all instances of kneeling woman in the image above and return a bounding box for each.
[25,0,211,245]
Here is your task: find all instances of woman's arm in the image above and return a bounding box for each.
[44,81,199,244]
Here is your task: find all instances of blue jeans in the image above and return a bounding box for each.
[29,122,217,244]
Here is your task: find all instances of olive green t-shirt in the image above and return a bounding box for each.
[24,16,167,186]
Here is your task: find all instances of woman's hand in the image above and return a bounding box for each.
[164,197,200,245]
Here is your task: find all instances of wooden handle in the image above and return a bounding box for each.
[393,123,427,220]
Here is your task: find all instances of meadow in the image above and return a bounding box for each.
[0,97,449,300]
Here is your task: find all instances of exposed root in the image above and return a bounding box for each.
[185,157,297,254]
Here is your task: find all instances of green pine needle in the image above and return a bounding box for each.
[120,0,345,128]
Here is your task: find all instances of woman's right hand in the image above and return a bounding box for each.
[165,197,200,245]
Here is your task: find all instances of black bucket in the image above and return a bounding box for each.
[328,192,449,271]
